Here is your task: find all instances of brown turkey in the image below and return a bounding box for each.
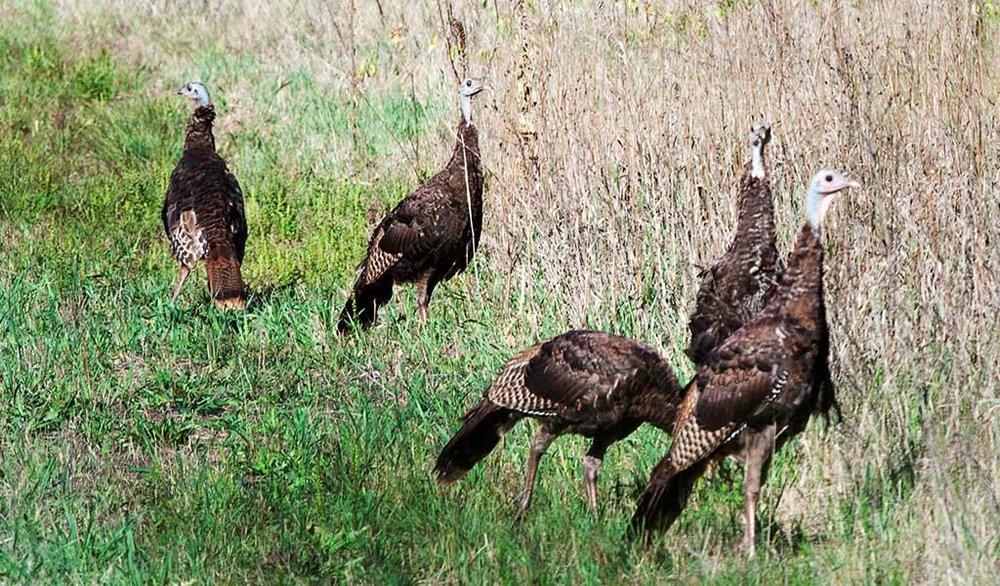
[162,82,248,309]
[686,123,781,364]
[632,170,859,555]
[435,330,682,520]
[338,78,486,332]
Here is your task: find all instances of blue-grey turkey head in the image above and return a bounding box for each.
[177,81,211,107]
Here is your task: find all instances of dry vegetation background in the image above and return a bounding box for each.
[5,0,1000,581]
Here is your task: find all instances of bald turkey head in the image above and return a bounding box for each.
[749,122,772,179]
[459,77,485,97]
[459,78,485,124]
[806,169,859,230]
[177,82,211,107]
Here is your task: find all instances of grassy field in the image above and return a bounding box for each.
[1,0,999,583]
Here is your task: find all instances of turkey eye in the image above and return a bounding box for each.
[466,80,471,86]
[825,174,833,182]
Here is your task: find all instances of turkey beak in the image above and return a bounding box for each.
[833,179,860,196]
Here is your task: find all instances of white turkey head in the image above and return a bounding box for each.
[459,77,485,124]
[459,77,485,97]
[177,82,211,107]
[749,123,771,149]
[805,169,859,230]
[749,122,771,179]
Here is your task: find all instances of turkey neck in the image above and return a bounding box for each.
[184,105,216,151]
[734,165,776,251]
[630,380,682,432]
[776,223,826,326]
[453,118,480,159]
[449,118,482,178]
[636,394,680,432]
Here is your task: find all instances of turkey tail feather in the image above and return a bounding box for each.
[434,400,522,485]
[205,247,245,310]
[630,460,709,541]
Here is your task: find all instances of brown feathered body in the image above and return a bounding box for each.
[634,221,838,548]
[435,330,682,518]
[162,105,247,308]
[686,133,781,364]
[339,118,483,331]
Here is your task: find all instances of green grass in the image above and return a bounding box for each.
[0,5,948,584]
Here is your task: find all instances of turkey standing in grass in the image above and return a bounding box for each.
[686,123,781,364]
[162,82,248,309]
[632,170,858,555]
[338,78,486,332]
[435,330,682,520]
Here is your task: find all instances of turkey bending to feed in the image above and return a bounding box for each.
[435,330,683,521]
[162,81,248,309]
[338,78,486,332]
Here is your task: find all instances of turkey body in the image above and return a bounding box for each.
[162,104,247,309]
[686,124,781,364]
[339,118,483,331]
[435,330,682,520]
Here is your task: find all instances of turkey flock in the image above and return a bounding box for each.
[162,30,858,557]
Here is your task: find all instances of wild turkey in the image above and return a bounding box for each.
[162,82,248,309]
[435,330,682,520]
[686,123,781,364]
[338,78,486,332]
[632,170,859,555]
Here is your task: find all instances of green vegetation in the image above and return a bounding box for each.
[1,1,997,583]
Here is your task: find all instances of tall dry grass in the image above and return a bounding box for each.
[41,0,1000,579]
